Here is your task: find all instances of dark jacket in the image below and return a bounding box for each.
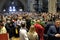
[47,25,60,40]
[5,23,15,38]
[44,22,54,40]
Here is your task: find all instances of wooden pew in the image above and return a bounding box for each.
[0,33,9,40]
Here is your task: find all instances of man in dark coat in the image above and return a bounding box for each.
[44,22,54,40]
[5,21,15,38]
[47,19,60,40]
[26,17,31,31]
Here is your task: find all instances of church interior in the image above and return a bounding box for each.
[0,0,60,40]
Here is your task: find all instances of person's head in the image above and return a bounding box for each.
[36,19,40,24]
[55,19,60,27]
[21,23,25,28]
[7,20,11,23]
[22,19,25,21]
[0,21,4,28]
[18,16,22,20]
[9,23,13,26]
[29,25,35,33]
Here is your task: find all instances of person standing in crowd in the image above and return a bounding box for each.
[5,21,15,40]
[13,18,20,37]
[14,25,20,37]
[26,16,31,31]
[16,16,22,28]
[16,16,22,29]
[47,19,60,40]
[44,21,54,40]
[0,20,7,34]
[28,25,38,40]
[20,22,29,40]
[34,19,44,40]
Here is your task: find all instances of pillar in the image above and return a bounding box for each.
[48,0,57,13]
[28,0,35,12]
[38,0,43,12]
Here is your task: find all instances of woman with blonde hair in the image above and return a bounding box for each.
[28,25,38,40]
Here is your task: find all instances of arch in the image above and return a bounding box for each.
[2,0,25,12]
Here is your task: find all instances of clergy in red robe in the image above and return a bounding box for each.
[34,20,44,40]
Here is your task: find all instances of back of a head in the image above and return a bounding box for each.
[36,19,40,23]
[21,23,25,28]
[29,25,35,32]
[0,21,4,28]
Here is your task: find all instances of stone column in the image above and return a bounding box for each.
[38,0,43,12]
[28,0,35,12]
[48,0,57,13]
[19,0,28,11]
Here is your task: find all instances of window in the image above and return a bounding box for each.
[9,6,12,12]
[9,6,16,12]
[13,6,16,11]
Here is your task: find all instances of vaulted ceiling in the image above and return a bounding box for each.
[0,0,7,12]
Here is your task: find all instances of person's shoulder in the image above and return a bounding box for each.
[34,32,38,35]
[2,27,6,29]
[49,25,55,29]
[34,24,39,26]
[20,29,27,33]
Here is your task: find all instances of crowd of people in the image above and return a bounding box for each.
[0,12,60,40]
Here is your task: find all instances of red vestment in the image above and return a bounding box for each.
[34,23,44,40]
